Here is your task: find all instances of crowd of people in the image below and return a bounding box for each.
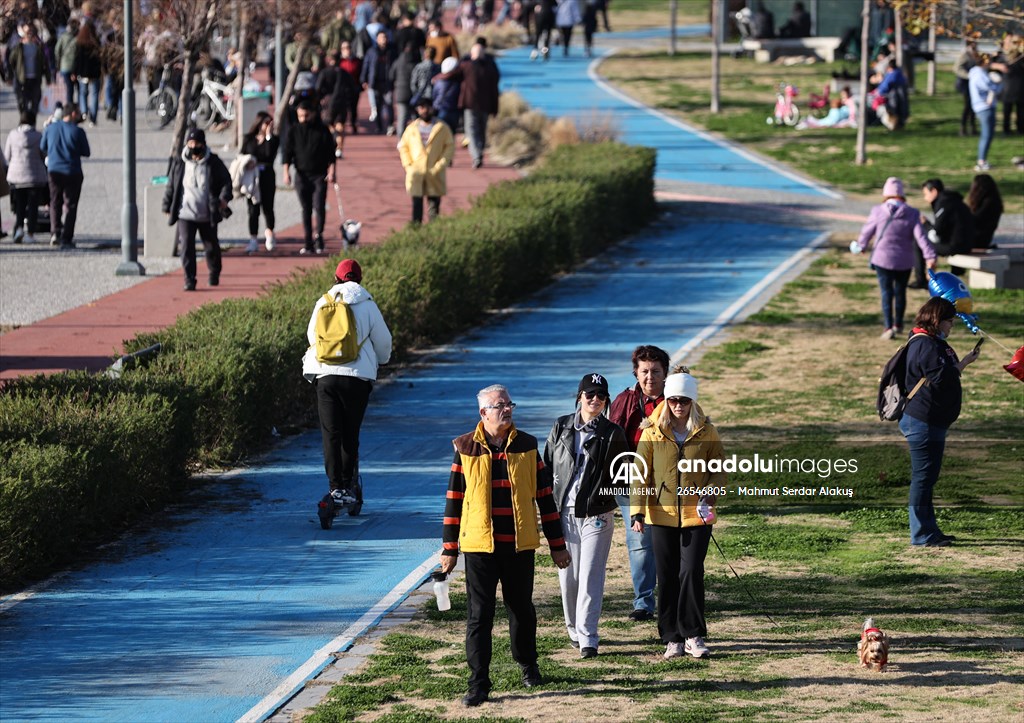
[438,353,719,706]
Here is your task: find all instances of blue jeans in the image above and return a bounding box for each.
[976,107,995,163]
[78,77,100,123]
[899,414,948,545]
[874,266,911,331]
[617,495,656,613]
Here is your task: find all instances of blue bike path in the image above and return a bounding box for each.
[0,28,832,723]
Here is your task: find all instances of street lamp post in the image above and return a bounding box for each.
[116,0,145,277]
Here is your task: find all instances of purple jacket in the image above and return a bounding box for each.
[857,202,934,271]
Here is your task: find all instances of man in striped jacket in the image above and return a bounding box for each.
[439,384,571,707]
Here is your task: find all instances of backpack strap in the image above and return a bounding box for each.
[905,332,931,399]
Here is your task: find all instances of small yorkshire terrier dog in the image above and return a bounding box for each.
[858,617,890,671]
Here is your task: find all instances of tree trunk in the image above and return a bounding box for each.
[926,4,937,96]
[236,12,248,149]
[273,38,307,133]
[710,0,720,113]
[669,0,677,56]
[168,50,198,171]
[855,0,870,165]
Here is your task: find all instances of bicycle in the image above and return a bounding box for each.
[143,61,181,130]
[190,68,236,129]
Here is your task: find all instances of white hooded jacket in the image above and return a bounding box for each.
[302,281,392,381]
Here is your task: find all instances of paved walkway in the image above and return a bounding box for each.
[0,86,518,379]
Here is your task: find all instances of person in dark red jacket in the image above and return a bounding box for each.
[608,344,670,622]
[435,37,500,168]
[900,298,980,547]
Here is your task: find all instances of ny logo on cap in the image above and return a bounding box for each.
[591,374,603,384]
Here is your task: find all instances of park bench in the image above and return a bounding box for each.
[945,245,1023,290]
[740,37,841,63]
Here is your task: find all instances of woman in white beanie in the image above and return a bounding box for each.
[631,369,725,660]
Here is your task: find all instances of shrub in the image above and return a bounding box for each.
[0,141,656,588]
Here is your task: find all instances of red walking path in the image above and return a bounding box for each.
[0,128,518,380]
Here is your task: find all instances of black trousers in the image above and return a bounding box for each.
[177,219,222,283]
[464,549,537,691]
[10,185,41,235]
[315,374,372,491]
[48,171,83,244]
[652,524,711,643]
[247,169,276,236]
[411,196,440,224]
[294,170,326,249]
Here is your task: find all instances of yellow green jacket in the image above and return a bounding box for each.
[442,422,565,555]
[631,402,726,528]
[397,119,455,198]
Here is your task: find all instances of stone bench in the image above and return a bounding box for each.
[946,252,1012,289]
[741,37,841,63]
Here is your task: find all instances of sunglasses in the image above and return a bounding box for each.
[582,390,608,401]
[667,397,692,406]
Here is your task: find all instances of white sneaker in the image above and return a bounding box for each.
[24,233,36,244]
[264,229,276,251]
[13,228,24,244]
[974,161,991,172]
[663,642,685,659]
[530,49,538,61]
[879,328,895,340]
[684,636,710,659]
[368,109,377,123]
[50,233,59,246]
[246,237,258,254]
[331,488,357,505]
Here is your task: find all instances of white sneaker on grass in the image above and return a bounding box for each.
[685,637,710,659]
[663,642,685,659]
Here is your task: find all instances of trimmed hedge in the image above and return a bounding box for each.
[0,142,656,589]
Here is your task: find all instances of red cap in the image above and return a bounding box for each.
[335,259,362,283]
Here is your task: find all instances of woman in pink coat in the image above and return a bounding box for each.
[855,177,937,339]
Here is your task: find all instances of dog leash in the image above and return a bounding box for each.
[696,509,781,628]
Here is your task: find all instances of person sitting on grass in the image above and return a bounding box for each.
[797,87,857,129]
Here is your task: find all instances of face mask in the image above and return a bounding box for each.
[190,146,205,158]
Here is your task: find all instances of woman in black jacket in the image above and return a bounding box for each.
[240,112,280,253]
[900,298,980,547]
[73,21,103,125]
[542,373,628,659]
[965,173,1003,249]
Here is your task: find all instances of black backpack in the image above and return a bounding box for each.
[877,333,930,422]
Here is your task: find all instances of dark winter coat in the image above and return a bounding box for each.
[162,148,232,226]
[543,414,628,518]
[903,332,962,429]
[928,190,974,256]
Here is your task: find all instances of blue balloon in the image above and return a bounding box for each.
[928,270,979,333]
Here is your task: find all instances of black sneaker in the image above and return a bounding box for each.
[183,279,197,291]
[314,234,324,253]
[628,609,654,622]
[581,647,598,659]
[461,687,489,707]
[208,275,219,287]
[520,664,542,687]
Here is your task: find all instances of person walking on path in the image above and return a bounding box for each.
[555,0,582,56]
[609,344,668,622]
[3,111,48,245]
[899,297,980,547]
[853,177,936,338]
[434,38,500,169]
[631,370,724,661]
[425,19,459,64]
[439,383,571,707]
[397,97,454,224]
[953,40,978,137]
[410,45,440,108]
[389,42,417,134]
[73,20,103,126]
[531,0,556,61]
[968,53,1008,171]
[54,20,79,108]
[339,41,363,135]
[39,106,91,250]
[8,19,50,116]
[240,111,280,254]
[302,259,393,508]
[282,100,336,255]
[543,372,628,659]
[162,128,232,291]
[360,30,397,135]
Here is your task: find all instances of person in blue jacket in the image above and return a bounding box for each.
[900,297,980,547]
[39,106,91,249]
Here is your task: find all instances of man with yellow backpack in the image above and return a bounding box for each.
[302,259,392,524]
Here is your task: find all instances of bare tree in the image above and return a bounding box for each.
[270,0,336,132]
[710,0,721,113]
[856,0,871,165]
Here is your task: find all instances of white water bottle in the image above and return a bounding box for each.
[431,571,450,611]
[696,498,717,525]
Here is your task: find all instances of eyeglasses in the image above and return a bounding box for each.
[582,391,608,401]
[667,397,692,407]
[483,402,516,411]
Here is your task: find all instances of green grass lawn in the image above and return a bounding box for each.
[599,51,1024,213]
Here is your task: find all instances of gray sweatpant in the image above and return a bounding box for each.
[558,510,614,649]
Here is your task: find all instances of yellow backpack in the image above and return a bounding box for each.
[314,293,363,364]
